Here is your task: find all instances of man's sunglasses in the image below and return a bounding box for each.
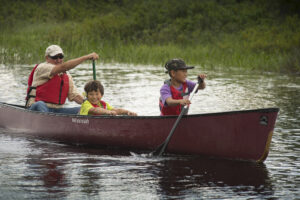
[49,54,64,59]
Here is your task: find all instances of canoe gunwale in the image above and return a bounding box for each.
[0,102,280,119]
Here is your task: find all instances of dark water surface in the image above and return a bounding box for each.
[0,63,299,199]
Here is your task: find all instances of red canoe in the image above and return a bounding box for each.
[0,102,279,162]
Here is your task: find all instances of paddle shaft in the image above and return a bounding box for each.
[92,60,96,80]
[153,82,200,156]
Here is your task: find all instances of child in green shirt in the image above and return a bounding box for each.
[80,80,137,116]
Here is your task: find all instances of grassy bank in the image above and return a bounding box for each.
[0,0,300,73]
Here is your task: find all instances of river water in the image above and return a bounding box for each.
[0,63,299,199]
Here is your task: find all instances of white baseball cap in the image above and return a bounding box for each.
[45,45,64,57]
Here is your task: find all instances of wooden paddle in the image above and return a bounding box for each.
[152,78,203,156]
[92,60,96,80]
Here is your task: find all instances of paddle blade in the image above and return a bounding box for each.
[151,142,166,156]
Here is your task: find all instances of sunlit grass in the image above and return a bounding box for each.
[0,22,299,73]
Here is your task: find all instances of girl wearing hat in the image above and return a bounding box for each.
[159,58,206,116]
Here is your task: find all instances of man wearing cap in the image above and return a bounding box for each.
[159,58,206,116]
[25,44,99,114]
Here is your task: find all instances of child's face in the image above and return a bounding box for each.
[171,69,188,83]
[87,89,102,105]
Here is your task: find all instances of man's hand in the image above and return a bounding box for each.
[87,52,99,60]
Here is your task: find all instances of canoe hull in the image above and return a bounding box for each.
[0,102,279,162]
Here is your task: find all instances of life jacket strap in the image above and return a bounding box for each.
[25,86,37,107]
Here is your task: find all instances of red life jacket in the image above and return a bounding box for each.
[159,81,188,116]
[26,64,69,105]
[91,100,107,109]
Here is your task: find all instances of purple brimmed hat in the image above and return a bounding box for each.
[165,59,194,73]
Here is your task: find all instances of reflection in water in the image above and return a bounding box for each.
[42,162,66,188]
[12,137,275,199]
[25,155,69,198]
[157,156,274,199]
[0,63,299,199]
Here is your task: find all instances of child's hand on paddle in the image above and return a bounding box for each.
[197,74,206,89]
[179,99,191,106]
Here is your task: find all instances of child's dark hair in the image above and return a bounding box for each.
[84,80,104,95]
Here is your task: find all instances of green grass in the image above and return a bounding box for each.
[0,28,297,73]
[0,0,300,73]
